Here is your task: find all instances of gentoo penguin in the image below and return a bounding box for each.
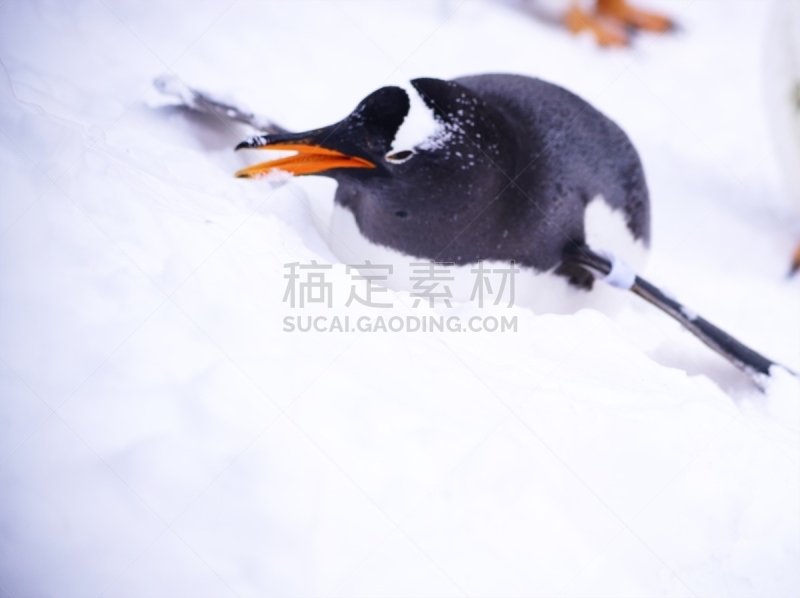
[231,74,787,384]
[236,75,649,316]
[155,73,786,385]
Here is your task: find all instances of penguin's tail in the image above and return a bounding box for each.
[564,245,795,390]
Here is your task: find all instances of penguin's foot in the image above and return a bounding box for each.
[791,243,800,276]
[564,6,628,47]
[596,0,673,33]
[554,260,595,290]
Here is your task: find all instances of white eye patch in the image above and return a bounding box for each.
[388,83,446,155]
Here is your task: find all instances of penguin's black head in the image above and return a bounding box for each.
[235,78,512,224]
[235,85,411,178]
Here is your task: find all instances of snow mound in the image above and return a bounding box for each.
[1,1,798,596]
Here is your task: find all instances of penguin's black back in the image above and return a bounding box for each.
[455,73,649,257]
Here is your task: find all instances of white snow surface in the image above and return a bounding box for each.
[1,1,799,596]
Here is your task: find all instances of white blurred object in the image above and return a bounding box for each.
[764,1,800,272]
[764,2,800,213]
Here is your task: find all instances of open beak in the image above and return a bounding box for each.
[234,132,375,178]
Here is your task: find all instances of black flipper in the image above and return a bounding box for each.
[154,75,288,134]
[564,245,793,389]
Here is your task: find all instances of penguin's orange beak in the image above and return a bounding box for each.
[234,142,375,178]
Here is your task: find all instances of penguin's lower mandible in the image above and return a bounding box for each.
[159,73,792,388]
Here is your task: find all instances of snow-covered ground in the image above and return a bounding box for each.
[1,0,799,596]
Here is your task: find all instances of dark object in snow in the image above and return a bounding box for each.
[159,73,792,388]
[154,75,287,135]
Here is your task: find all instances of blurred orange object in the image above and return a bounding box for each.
[511,0,674,46]
[564,0,674,46]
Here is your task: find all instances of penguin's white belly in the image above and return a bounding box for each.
[319,197,647,316]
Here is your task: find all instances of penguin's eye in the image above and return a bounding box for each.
[385,150,414,164]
